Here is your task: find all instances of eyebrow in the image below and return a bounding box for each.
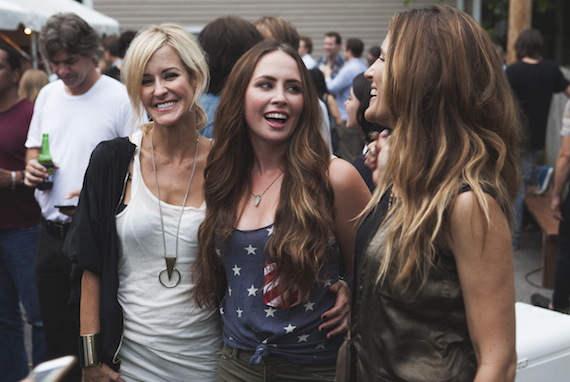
[143,67,181,76]
[254,75,301,84]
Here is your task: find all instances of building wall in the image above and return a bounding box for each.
[93,0,456,61]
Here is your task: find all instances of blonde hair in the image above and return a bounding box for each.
[18,69,49,103]
[366,6,521,290]
[121,23,209,131]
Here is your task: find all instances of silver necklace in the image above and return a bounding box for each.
[151,132,200,288]
[251,171,284,207]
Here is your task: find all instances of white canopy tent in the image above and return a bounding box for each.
[0,0,120,68]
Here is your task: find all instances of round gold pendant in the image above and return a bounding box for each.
[159,268,181,288]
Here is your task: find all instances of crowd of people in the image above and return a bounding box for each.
[1,4,570,382]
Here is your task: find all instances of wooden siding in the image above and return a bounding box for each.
[93,0,457,60]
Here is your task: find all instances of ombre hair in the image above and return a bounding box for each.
[122,23,209,131]
[366,6,521,290]
[194,40,334,308]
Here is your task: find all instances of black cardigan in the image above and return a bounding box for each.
[64,137,136,371]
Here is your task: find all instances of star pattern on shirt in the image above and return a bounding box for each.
[267,226,274,236]
[216,248,221,256]
[228,286,232,296]
[324,278,332,287]
[304,300,315,311]
[232,264,241,276]
[220,307,224,315]
[236,308,243,318]
[297,334,310,343]
[245,244,257,255]
[247,285,259,296]
[284,324,296,334]
[316,342,326,349]
[265,307,276,317]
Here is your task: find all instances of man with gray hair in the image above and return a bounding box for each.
[24,13,140,380]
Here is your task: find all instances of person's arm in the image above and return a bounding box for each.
[329,158,371,276]
[80,271,124,382]
[551,136,570,220]
[448,192,517,382]
[0,168,25,189]
[326,94,343,126]
[325,65,352,95]
[317,159,371,337]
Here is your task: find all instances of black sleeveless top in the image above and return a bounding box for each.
[350,186,477,381]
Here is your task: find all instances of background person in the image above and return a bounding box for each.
[194,40,370,381]
[323,38,367,163]
[0,44,45,382]
[506,28,570,247]
[317,31,344,79]
[532,99,570,314]
[197,16,263,138]
[24,13,141,381]
[344,6,520,381]
[344,73,386,191]
[298,34,317,69]
[65,24,222,381]
[18,68,49,103]
[254,16,299,50]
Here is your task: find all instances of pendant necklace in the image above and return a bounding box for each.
[151,132,200,288]
[251,170,284,207]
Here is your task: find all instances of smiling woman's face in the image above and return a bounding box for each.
[141,44,197,128]
[364,34,391,127]
[244,50,304,147]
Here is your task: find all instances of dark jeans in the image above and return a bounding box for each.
[0,226,45,382]
[35,224,81,382]
[552,196,570,311]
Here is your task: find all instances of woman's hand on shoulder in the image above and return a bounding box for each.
[448,191,516,382]
[318,279,350,338]
[83,364,125,382]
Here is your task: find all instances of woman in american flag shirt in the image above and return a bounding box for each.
[193,40,370,381]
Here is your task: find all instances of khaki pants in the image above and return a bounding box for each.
[216,344,336,382]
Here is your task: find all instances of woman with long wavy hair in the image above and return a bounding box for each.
[193,40,370,380]
[342,6,521,382]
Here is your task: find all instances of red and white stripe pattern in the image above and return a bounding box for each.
[263,261,300,308]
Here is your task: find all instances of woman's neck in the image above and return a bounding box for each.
[148,121,199,162]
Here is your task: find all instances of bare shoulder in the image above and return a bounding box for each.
[328,157,363,188]
[450,191,504,226]
[448,190,511,257]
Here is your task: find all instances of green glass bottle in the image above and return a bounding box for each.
[37,133,55,190]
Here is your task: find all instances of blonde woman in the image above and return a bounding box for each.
[18,69,49,103]
[343,6,521,382]
[65,24,221,381]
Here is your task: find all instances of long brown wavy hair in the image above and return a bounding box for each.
[193,41,334,308]
[366,6,521,290]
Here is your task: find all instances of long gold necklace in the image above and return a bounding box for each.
[151,132,200,288]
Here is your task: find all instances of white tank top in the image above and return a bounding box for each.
[116,131,221,381]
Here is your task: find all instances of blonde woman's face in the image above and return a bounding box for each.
[140,45,197,128]
[364,34,391,127]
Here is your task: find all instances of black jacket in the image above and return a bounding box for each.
[64,137,136,371]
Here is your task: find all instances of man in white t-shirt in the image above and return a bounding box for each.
[24,13,140,381]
